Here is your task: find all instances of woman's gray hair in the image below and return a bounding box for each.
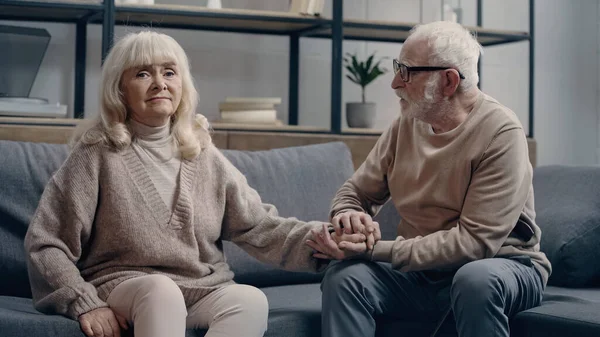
[408,21,483,91]
[71,30,211,159]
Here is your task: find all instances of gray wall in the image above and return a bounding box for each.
[532,0,599,166]
[1,0,598,165]
[597,0,600,164]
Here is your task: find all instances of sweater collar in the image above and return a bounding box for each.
[129,118,172,145]
[122,145,196,229]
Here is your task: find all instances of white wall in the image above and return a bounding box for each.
[533,0,598,166]
[1,0,599,165]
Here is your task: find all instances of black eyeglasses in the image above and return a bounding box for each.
[393,59,465,82]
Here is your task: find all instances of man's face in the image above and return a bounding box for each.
[391,39,443,121]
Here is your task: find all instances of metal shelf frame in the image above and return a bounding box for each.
[0,0,534,136]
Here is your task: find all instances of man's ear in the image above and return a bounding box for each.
[442,69,461,97]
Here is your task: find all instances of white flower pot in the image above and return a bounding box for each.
[207,0,222,9]
[346,102,376,128]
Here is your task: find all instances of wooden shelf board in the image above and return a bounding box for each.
[0,116,536,166]
[342,127,384,135]
[0,116,82,126]
[308,18,530,45]
[0,116,385,135]
[114,4,329,34]
[210,121,328,133]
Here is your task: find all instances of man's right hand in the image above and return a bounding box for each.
[331,211,382,250]
[79,307,128,337]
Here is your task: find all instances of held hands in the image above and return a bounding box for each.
[305,212,382,260]
[79,307,128,337]
[306,223,368,260]
[331,211,381,251]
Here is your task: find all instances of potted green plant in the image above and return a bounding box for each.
[344,51,388,128]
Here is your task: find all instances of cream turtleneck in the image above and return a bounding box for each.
[129,118,181,211]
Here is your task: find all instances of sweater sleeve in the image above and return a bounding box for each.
[371,128,532,271]
[24,145,105,320]
[218,154,328,273]
[329,118,399,219]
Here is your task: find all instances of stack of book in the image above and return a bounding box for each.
[289,0,325,16]
[216,97,282,125]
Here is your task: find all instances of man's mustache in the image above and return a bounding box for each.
[395,90,408,100]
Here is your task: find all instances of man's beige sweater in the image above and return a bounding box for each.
[24,139,325,320]
[331,93,552,285]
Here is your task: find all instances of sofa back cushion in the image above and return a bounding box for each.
[373,200,402,241]
[0,140,356,296]
[0,141,69,297]
[221,142,356,287]
[533,165,600,287]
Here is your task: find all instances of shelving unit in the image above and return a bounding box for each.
[0,0,534,137]
[0,0,102,20]
[111,4,330,34]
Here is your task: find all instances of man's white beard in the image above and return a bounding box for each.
[402,96,437,120]
[397,75,450,122]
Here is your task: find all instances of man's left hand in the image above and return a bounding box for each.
[331,211,382,250]
[306,223,368,260]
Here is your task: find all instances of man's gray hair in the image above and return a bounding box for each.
[408,21,483,90]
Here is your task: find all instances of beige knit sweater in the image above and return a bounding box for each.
[331,93,552,285]
[24,138,325,320]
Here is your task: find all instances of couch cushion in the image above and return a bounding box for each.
[0,140,356,296]
[0,296,84,337]
[8,283,597,337]
[1,284,435,337]
[0,141,69,298]
[0,285,322,337]
[261,284,322,337]
[511,286,600,337]
[221,142,356,287]
[532,166,600,287]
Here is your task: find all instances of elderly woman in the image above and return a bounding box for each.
[24,31,371,337]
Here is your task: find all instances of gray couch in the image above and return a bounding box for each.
[1,139,599,337]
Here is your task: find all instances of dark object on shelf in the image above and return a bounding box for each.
[0,24,68,117]
[0,24,50,99]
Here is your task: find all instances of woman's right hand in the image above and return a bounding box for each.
[79,307,128,337]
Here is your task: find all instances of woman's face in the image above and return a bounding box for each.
[121,62,183,127]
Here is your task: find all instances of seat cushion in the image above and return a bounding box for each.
[533,165,600,287]
[0,296,84,337]
[511,286,600,337]
[261,284,322,337]
[0,295,210,337]
[0,286,322,337]
[7,286,599,337]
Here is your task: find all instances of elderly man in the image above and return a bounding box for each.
[306,21,551,337]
